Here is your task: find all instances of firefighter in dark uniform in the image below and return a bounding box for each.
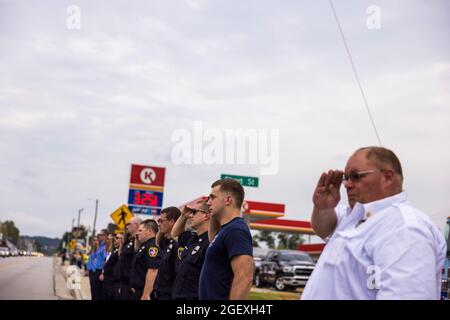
[130,219,161,300]
[152,207,181,300]
[100,233,119,300]
[171,199,210,300]
[118,218,141,299]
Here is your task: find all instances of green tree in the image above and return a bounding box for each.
[252,236,260,247]
[276,233,289,249]
[1,220,20,245]
[287,234,304,249]
[59,232,71,251]
[72,225,87,239]
[276,232,305,250]
[253,230,276,249]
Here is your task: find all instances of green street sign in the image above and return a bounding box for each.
[220,174,259,187]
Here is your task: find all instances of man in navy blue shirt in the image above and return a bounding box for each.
[199,178,254,300]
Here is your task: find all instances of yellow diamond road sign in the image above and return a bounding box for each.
[110,205,134,230]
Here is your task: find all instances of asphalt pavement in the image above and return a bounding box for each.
[0,256,57,300]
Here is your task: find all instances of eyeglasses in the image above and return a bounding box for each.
[343,169,382,182]
[157,218,168,224]
[195,209,210,215]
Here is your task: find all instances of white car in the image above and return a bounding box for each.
[0,247,10,258]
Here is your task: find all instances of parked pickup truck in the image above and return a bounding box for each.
[255,249,315,291]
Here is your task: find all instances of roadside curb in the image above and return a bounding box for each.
[53,257,77,300]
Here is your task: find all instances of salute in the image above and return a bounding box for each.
[171,199,211,300]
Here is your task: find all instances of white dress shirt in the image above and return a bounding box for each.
[302,192,447,300]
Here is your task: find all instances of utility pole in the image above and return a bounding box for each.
[77,208,84,228]
[90,199,99,238]
[87,198,99,244]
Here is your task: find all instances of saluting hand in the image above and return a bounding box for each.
[312,170,343,210]
[182,206,192,219]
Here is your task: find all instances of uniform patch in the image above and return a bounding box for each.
[177,247,185,260]
[148,247,158,257]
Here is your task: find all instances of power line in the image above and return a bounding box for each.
[329,0,383,146]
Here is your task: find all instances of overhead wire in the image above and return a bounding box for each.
[329,0,383,146]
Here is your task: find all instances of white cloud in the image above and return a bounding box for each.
[0,0,448,239]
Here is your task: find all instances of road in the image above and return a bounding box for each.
[0,256,57,300]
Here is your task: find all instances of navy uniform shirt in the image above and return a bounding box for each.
[172,231,209,299]
[119,238,135,284]
[153,238,179,294]
[113,253,121,284]
[129,237,161,289]
[199,217,253,300]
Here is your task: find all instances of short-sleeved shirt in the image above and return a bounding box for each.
[153,237,179,294]
[199,217,253,300]
[129,237,161,289]
[302,192,447,300]
[119,238,135,284]
[175,231,197,272]
[172,231,209,299]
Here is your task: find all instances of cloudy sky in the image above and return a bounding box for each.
[0,0,449,239]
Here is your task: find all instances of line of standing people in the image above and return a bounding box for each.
[87,178,255,300]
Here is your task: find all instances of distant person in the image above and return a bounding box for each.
[92,230,108,300]
[152,206,181,300]
[87,236,98,300]
[74,250,82,269]
[171,199,211,300]
[60,248,67,266]
[199,179,254,300]
[129,219,161,300]
[113,233,123,299]
[100,234,118,300]
[302,146,447,300]
[118,217,141,299]
[82,252,89,274]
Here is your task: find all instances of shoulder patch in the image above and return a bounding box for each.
[148,246,159,257]
[177,247,185,260]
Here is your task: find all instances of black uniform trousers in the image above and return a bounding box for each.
[88,270,97,300]
[102,278,116,300]
[120,282,132,300]
[92,269,104,300]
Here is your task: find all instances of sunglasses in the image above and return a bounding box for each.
[343,169,382,182]
[192,208,209,215]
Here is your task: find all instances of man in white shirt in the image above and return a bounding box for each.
[302,146,446,300]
